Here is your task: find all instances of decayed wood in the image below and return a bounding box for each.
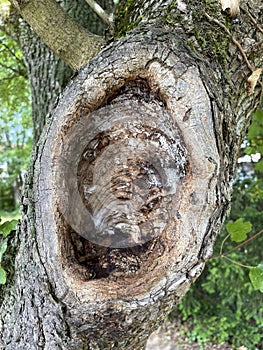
[0,0,262,349]
[33,29,222,349]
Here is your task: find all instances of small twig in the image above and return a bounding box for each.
[220,233,230,256]
[0,42,25,65]
[223,229,263,256]
[241,6,263,99]
[84,0,114,31]
[222,255,253,269]
[0,75,17,82]
[210,229,263,260]
[241,7,263,34]
[204,13,254,72]
[0,61,26,77]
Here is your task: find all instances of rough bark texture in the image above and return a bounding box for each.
[0,1,262,350]
[10,0,105,70]
[19,0,112,143]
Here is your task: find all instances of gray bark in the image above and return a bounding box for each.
[19,0,112,143]
[0,1,262,349]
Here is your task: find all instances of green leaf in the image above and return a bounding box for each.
[226,218,252,242]
[0,265,6,285]
[0,241,7,262]
[244,146,254,156]
[249,265,263,293]
[0,219,18,237]
[255,160,263,173]
[247,109,263,140]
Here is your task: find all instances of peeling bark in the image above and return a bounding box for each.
[0,0,262,349]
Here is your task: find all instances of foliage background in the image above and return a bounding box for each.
[0,28,32,211]
[171,109,263,349]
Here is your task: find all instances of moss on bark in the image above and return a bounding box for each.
[189,0,232,62]
[115,0,232,63]
[115,0,143,37]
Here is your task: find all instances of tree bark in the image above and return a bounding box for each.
[11,0,105,70]
[0,1,262,349]
[19,0,112,143]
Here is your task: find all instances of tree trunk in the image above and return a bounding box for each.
[0,1,262,349]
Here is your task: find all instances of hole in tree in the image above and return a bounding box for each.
[57,77,188,282]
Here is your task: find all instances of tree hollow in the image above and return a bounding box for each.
[35,30,220,346]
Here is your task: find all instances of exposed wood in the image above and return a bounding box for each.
[0,29,222,350]
[10,0,105,70]
[0,0,262,349]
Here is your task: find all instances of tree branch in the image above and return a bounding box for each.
[210,229,263,260]
[0,61,27,77]
[84,0,114,31]
[0,42,25,66]
[241,6,263,34]
[10,0,106,70]
[223,229,263,256]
